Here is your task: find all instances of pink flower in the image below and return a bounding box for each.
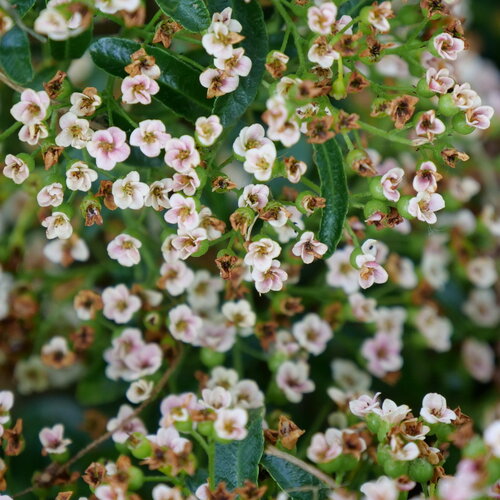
[244,238,281,271]
[413,161,441,193]
[485,421,500,458]
[112,171,149,209]
[39,424,71,455]
[87,127,130,170]
[373,398,410,424]
[202,22,238,58]
[160,392,200,427]
[0,391,14,424]
[251,259,287,293]
[433,33,465,61]
[276,360,315,403]
[380,167,404,202]
[415,110,446,143]
[168,304,202,344]
[238,184,269,210]
[55,112,92,149]
[292,313,332,355]
[292,231,328,264]
[408,191,445,224]
[214,47,252,77]
[18,123,48,146]
[121,74,159,105]
[307,2,337,35]
[195,115,223,147]
[164,194,199,230]
[426,67,454,94]
[10,89,50,125]
[102,284,142,324]
[164,135,200,173]
[130,120,171,157]
[107,233,142,267]
[199,68,239,98]
[308,37,339,68]
[465,105,494,130]
[307,428,342,463]
[198,321,236,352]
[124,343,163,379]
[153,426,190,454]
[214,408,248,440]
[420,393,457,424]
[349,393,381,417]
[361,333,402,378]
[106,404,146,443]
[171,228,208,260]
[356,254,389,289]
[95,485,125,500]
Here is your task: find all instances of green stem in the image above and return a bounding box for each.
[358,120,414,146]
[272,0,306,74]
[300,176,321,193]
[233,336,243,377]
[208,439,216,489]
[145,10,163,32]
[343,220,360,247]
[189,429,210,455]
[0,121,21,141]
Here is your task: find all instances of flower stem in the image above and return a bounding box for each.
[0,122,21,141]
[358,120,414,146]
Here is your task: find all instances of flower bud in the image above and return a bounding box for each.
[452,112,475,135]
[368,177,386,201]
[200,347,225,368]
[397,195,414,219]
[438,93,459,116]
[408,458,434,483]
[128,432,153,459]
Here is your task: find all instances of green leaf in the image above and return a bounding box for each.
[0,26,33,85]
[214,408,264,490]
[210,0,268,127]
[76,368,126,405]
[155,0,210,32]
[313,138,348,258]
[89,37,212,122]
[261,453,332,500]
[338,0,371,16]
[49,25,94,61]
[9,0,35,17]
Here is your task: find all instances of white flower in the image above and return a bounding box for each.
[420,393,456,424]
[292,313,332,355]
[221,300,256,330]
[2,154,30,184]
[126,379,154,404]
[276,360,315,403]
[195,115,223,146]
[214,408,248,440]
[37,183,64,207]
[55,112,92,149]
[244,238,281,271]
[243,143,277,181]
[66,161,98,191]
[112,171,149,209]
[41,212,73,240]
[107,233,142,267]
[484,421,500,458]
[70,89,102,116]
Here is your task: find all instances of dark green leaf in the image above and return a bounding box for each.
[214,408,264,490]
[313,138,348,258]
[89,37,212,122]
[49,25,93,61]
[261,453,332,500]
[338,0,371,16]
[155,0,210,32]
[9,0,35,17]
[0,26,33,85]
[76,367,126,405]
[210,0,268,126]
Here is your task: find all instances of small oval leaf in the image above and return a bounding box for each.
[313,138,348,258]
[0,26,33,85]
[155,0,210,32]
[89,37,212,122]
[210,0,268,127]
[8,0,36,17]
[214,408,264,490]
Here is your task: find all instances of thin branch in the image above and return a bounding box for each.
[265,445,337,490]
[12,347,183,498]
[0,71,25,93]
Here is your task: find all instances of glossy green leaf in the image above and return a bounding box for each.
[155,0,210,32]
[8,0,35,17]
[89,37,212,122]
[313,138,348,258]
[214,408,264,490]
[338,0,371,16]
[210,0,268,126]
[0,26,33,85]
[49,25,93,61]
[261,453,332,500]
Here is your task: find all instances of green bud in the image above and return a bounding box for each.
[438,94,459,116]
[397,195,414,219]
[174,419,193,433]
[409,458,434,483]
[368,177,386,201]
[349,247,364,269]
[416,78,435,98]
[144,311,162,332]
[331,77,347,100]
[383,458,409,478]
[128,432,153,459]
[200,347,225,368]
[364,199,390,220]
[452,112,475,135]
[191,239,210,258]
[127,466,144,491]
[197,420,215,437]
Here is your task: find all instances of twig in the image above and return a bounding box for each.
[12,347,183,498]
[0,71,25,93]
[265,445,337,490]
